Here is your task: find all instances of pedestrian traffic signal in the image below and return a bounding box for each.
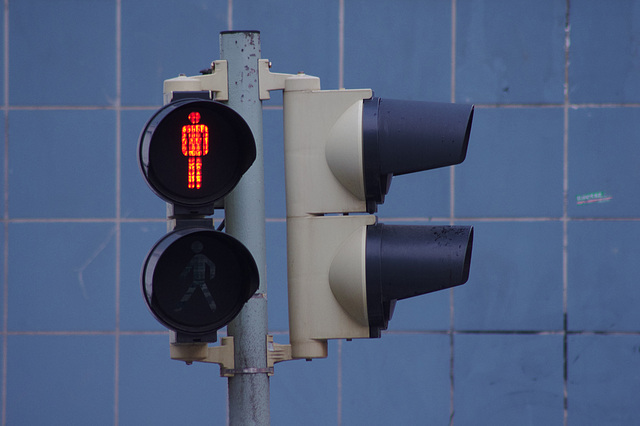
[138,95,258,343]
[139,98,256,215]
[141,227,258,340]
[283,74,474,359]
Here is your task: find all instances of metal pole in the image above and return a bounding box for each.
[220,31,270,425]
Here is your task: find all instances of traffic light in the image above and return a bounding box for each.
[138,95,259,343]
[139,98,255,215]
[283,74,474,359]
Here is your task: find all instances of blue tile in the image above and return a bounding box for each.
[569,1,640,103]
[387,285,451,332]
[456,0,566,104]
[9,110,116,219]
[120,221,168,332]
[455,221,564,331]
[568,108,640,218]
[0,6,4,104]
[8,222,116,331]
[234,1,340,93]
[0,227,3,328]
[567,335,640,425]
[10,0,116,106]
[454,334,564,425]
[121,0,228,106]
[7,335,115,425]
[121,110,168,219]
[118,334,227,425]
[0,117,4,216]
[344,0,451,101]
[567,221,640,331]
[455,107,564,218]
[271,342,339,425]
[342,335,451,425]
[266,221,288,332]
[377,168,451,219]
[263,108,286,219]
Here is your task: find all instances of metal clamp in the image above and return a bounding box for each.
[221,367,274,376]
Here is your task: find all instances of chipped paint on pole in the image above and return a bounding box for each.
[221,30,270,425]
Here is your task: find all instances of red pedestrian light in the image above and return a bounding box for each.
[139,99,255,214]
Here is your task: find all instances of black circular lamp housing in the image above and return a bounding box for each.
[138,99,256,212]
[141,228,259,336]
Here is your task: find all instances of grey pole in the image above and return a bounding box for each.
[220,31,270,425]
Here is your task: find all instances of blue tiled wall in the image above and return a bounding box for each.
[4,0,640,425]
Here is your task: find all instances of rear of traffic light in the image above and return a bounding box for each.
[283,74,474,359]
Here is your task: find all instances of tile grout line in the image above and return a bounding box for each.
[4,328,639,337]
[336,339,343,426]
[562,1,571,425]
[449,1,457,424]
[5,330,168,336]
[1,102,639,112]
[338,0,345,90]
[2,0,8,424]
[337,2,345,424]
[114,0,122,424]
[0,105,160,111]
[1,216,638,225]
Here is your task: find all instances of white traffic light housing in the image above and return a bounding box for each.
[283,74,474,359]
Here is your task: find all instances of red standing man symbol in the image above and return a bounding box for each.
[182,112,209,189]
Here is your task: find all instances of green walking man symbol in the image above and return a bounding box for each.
[174,240,217,312]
